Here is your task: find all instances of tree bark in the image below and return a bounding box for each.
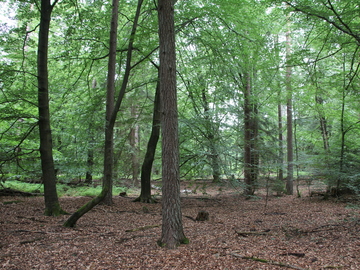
[285,21,294,195]
[157,0,187,248]
[243,73,258,195]
[277,103,284,182]
[101,0,119,206]
[315,96,330,152]
[134,78,160,203]
[201,88,221,183]
[37,0,64,216]
[130,104,140,186]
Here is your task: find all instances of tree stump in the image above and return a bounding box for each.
[195,210,209,221]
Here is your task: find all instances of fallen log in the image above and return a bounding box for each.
[0,188,42,197]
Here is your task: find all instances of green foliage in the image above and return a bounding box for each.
[0,0,359,198]
[2,180,128,197]
[4,180,43,194]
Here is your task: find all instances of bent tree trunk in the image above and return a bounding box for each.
[134,78,160,203]
[157,0,187,248]
[101,0,119,206]
[64,0,119,226]
[37,0,65,216]
[64,0,143,227]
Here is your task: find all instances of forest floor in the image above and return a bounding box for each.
[1,180,359,270]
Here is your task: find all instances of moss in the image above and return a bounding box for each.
[157,237,189,248]
[3,200,23,205]
[44,203,68,216]
[157,240,166,247]
[180,237,190,245]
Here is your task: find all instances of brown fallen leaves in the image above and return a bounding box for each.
[1,185,359,269]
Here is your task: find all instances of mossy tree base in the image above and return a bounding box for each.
[44,203,68,216]
[157,237,189,249]
[133,196,158,204]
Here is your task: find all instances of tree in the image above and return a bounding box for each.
[285,15,294,195]
[243,72,259,195]
[157,0,187,248]
[64,0,144,227]
[281,0,360,193]
[130,102,140,186]
[63,0,119,226]
[37,0,66,216]
[134,75,160,203]
[101,0,119,205]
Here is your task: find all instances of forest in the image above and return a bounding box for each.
[1,0,360,268]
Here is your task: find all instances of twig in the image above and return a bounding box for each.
[235,231,268,237]
[231,253,308,270]
[280,252,306,258]
[9,229,73,235]
[20,238,43,244]
[125,224,160,232]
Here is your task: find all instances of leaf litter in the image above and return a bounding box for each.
[1,183,359,269]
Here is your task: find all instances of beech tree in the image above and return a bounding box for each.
[37,0,65,216]
[64,0,144,226]
[285,16,294,195]
[134,74,160,203]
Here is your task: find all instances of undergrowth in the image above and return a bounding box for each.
[2,180,128,197]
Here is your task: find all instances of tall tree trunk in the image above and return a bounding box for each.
[101,0,119,206]
[130,104,140,186]
[85,81,98,185]
[315,96,330,152]
[85,118,94,185]
[285,22,294,195]
[277,103,284,182]
[37,0,64,216]
[338,71,347,190]
[85,147,94,184]
[243,73,258,195]
[64,0,143,227]
[275,35,284,183]
[134,78,160,203]
[201,88,221,183]
[157,0,187,248]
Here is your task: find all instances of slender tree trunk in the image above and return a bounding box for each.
[201,88,221,183]
[315,96,330,152]
[37,0,64,216]
[243,73,258,195]
[85,81,98,185]
[158,0,187,248]
[285,23,294,195]
[85,148,94,184]
[277,103,284,182]
[85,120,94,185]
[64,0,119,226]
[130,104,140,186]
[64,0,143,227]
[275,35,284,183]
[134,78,160,203]
[338,77,346,190]
[101,0,119,206]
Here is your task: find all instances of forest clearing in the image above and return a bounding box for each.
[1,181,359,270]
